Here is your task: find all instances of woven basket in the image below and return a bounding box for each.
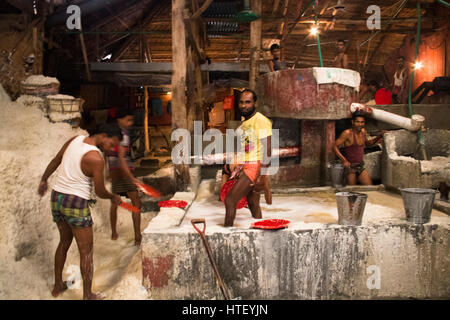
[46,97,84,113]
[20,82,59,97]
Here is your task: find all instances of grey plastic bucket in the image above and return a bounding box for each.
[400,188,439,224]
[335,192,368,226]
[330,163,345,188]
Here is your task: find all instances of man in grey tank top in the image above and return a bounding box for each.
[38,123,122,300]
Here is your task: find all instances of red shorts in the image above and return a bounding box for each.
[242,161,261,183]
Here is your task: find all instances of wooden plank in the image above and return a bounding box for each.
[249,0,262,90]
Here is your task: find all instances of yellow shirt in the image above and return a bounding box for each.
[237,112,272,163]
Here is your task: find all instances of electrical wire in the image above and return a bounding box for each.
[407,1,428,161]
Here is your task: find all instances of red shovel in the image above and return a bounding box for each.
[119,201,140,213]
[135,182,161,198]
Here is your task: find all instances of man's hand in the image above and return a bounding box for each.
[38,180,48,197]
[230,165,243,180]
[111,194,122,206]
[342,160,351,168]
[132,177,142,186]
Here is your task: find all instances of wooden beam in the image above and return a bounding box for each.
[172,0,190,191]
[278,0,291,40]
[191,0,213,20]
[79,23,92,81]
[184,8,206,61]
[285,0,315,37]
[273,0,281,15]
[249,0,262,90]
[88,2,142,31]
[111,0,162,62]
[105,6,130,29]
[144,86,150,154]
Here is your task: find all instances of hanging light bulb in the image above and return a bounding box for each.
[414,61,423,70]
[310,26,319,35]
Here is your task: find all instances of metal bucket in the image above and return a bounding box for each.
[330,163,345,188]
[335,192,368,226]
[400,188,438,224]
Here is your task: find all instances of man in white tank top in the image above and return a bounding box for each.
[38,123,122,300]
[391,56,409,103]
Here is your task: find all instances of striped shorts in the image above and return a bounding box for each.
[112,178,137,197]
[50,190,93,228]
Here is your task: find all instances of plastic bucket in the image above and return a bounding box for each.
[330,163,345,188]
[400,188,438,224]
[335,192,368,226]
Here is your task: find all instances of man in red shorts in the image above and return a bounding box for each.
[224,89,272,227]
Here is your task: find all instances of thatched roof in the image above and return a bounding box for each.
[4,0,449,76]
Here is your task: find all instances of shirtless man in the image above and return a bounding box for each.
[333,112,385,185]
[268,43,286,72]
[391,56,409,103]
[38,123,123,300]
[224,89,272,227]
[334,39,348,69]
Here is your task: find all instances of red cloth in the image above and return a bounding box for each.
[108,107,118,119]
[375,88,392,105]
[223,95,235,110]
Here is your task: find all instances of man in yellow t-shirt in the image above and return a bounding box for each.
[224,89,272,227]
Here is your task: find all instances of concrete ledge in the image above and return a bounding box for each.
[271,184,385,194]
[142,223,450,299]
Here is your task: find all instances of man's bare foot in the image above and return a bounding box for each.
[51,281,70,297]
[84,292,104,300]
[111,232,118,240]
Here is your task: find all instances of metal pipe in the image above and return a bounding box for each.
[191,146,301,165]
[350,103,425,132]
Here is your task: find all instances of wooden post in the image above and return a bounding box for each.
[33,27,38,74]
[249,0,262,90]
[144,86,150,154]
[96,32,99,61]
[78,22,92,81]
[172,0,190,191]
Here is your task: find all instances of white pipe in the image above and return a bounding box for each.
[350,103,425,131]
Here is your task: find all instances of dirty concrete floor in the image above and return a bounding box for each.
[177,180,450,234]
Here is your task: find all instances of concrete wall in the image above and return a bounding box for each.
[258,69,356,120]
[142,223,450,299]
[382,129,450,189]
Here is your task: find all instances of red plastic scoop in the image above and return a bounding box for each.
[136,182,161,198]
[251,219,290,230]
[220,179,247,209]
[158,200,188,209]
[119,201,140,213]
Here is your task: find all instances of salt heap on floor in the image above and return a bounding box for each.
[0,84,148,300]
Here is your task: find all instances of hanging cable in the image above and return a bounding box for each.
[313,0,323,67]
[436,0,450,8]
[408,1,428,161]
